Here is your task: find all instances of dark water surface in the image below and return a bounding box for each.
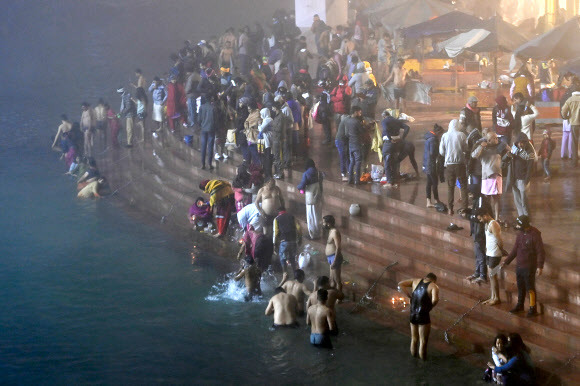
[0,1,483,384]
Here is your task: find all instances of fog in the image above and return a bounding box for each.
[0,0,289,98]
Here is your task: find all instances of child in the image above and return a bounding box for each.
[538,129,556,182]
[492,334,508,383]
[484,334,507,383]
[66,155,81,176]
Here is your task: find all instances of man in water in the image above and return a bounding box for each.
[234,256,262,302]
[383,58,408,112]
[306,276,344,322]
[254,178,285,236]
[278,269,311,316]
[307,289,336,349]
[265,287,299,328]
[398,273,439,360]
[323,215,343,292]
[272,209,301,275]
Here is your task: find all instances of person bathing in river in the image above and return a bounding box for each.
[77,158,100,191]
[307,289,336,349]
[265,286,299,328]
[278,269,311,316]
[77,177,106,199]
[254,178,285,236]
[52,114,72,151]
[234,256,262,302]
[398,273,439,360]
[306,276,343,333]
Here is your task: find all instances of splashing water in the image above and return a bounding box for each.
[205,267,280,303]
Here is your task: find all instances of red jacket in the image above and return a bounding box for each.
[330,84,352,115]
[505,226,546,269]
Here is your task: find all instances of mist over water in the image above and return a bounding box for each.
[0,1,483,384]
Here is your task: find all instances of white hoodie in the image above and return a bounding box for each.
[258,108,273,149]
[439,119,467,166]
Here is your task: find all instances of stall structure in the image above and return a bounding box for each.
[512,17,580,124]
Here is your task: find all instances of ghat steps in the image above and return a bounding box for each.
[96,129,579,384]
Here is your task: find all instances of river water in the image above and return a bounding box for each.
[0,1,483,384]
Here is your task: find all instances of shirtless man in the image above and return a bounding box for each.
[234,256,262,302]
[219,41,234,69]
[254,178,285,236]
[306,276,344,333]
[265,287,299,328]
[383,58,408,112]
[323,215,343,292]
[131,68,146,89]
[398,273,439,360]
[278,269,312,316]
[307,289,336,349]
[52,114,72,149]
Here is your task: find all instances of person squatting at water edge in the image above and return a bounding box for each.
[398,273,439,360]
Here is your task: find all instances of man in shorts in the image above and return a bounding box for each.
[477,207,505,306]
[307,289,336,349]
[384,58,408,112]
[323,215,343,292]
[398,273,439,360]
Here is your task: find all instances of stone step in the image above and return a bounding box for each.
[98,137,580,381]
[163,131,579,272]
[147,134,575,319]
[342,264,579,369]
[293,219,580,357]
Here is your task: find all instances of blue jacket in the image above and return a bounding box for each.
[381,116,409,141]
[423,131,439,174]
[297,167,319,191]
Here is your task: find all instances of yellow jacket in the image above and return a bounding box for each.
[204,180,234,207]
[370,121,383,162]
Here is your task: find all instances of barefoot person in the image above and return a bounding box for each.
[383,58,408,112]
[478,206,505,306]
[323,215,343,292]
[234,256,262,302]
[398,273,439,360]
[307,289,336,349]
[278,269,312,316]
[254,178,285,236]
[265,287,299,328]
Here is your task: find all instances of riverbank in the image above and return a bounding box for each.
[89,121,578,384]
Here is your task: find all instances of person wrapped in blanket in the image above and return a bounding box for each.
[199,179,235,238]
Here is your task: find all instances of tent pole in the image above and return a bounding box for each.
[455,57,459,93]
[493,55,498,88]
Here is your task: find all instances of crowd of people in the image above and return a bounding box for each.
[51,7,580,384]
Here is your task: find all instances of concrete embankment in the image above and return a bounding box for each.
[94,128,578,385]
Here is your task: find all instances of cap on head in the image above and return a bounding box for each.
[467,96,478,104]
[516,215,530,229]
[199,179,210,190]
[116,87,125,94]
